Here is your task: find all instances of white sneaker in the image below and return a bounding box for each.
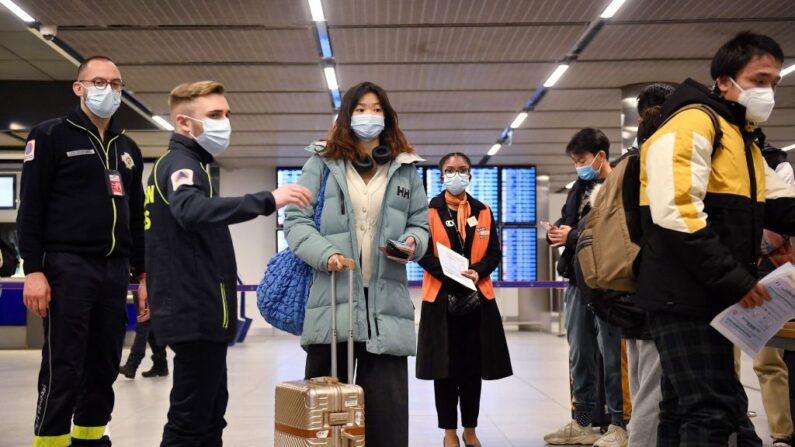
[543,420,601,445]
[593,425,628,447]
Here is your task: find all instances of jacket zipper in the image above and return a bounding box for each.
[66,119,123,256]
[219,282,229,329]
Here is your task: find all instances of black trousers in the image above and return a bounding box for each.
[125,312,166,368]
[161,341,228,447]
[434,377,482,429]
[305,342,409,447]
[649,312,761,447]
[33,253,129,446]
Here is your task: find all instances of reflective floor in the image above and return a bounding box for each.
[0,330,777,446]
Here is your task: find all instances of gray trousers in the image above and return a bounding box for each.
[626,338,662,447]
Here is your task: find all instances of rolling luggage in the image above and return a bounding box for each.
[274,260,365,446]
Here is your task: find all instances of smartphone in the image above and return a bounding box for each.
[540,221,554,230]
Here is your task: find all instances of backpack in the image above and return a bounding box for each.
[0,234,19,277]
[256,167,329,335]
[575,104,723,293]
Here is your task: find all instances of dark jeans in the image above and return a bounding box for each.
[564,285,626,426]
[649,312,761,447]
[125,316,166,368]
[161,341,228,447]
[33,253,129,446]
[306,342,409,447]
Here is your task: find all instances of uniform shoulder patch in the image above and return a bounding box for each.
[24,140,35,162]
[170,168,194,191]
[121,152,135,170]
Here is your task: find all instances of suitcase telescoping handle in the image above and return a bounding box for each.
[330,258,356,385]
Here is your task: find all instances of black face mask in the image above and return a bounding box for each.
[353,145,392,173]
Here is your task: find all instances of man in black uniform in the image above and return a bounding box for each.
[145,80,311,446]
[18,55,146,447]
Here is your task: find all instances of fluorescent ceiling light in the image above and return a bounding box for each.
[510,112,528,129]
[487,144,501,156]
[782,63,795,77]
[782,143,795,152]
[537,175,550,182]
[600,0,627,19]
[308,0,325,21]
[1,0,35,23]
[543,64,569,88]
[323,66,338,90]
[152,115,174,131]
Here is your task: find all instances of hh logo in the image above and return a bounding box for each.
[397,186,410,199]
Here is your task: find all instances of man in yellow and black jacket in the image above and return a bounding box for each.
[639,32,795,445]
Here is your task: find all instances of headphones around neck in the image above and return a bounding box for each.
[353,145,392,173]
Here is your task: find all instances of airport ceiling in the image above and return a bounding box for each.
[1,0,794,189]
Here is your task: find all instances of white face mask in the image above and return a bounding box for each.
[730,77,776,123]
[185,116,231,157]
[443,172,470,196]
[85,86,121,119]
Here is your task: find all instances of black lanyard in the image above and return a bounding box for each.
[445,205,466,252]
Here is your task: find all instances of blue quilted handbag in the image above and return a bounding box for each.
[256,167,329,335]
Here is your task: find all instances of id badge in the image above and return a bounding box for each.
[106,170,126,198]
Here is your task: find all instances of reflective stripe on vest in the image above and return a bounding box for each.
[421,206,495,302]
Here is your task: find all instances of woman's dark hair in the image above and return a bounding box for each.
[636,83,675,145]
[322,81,413,161]
[438,152,472,171]
[565,128,610,158]
[710,31,784,81]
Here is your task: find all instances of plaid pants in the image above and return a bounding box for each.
[648,312,761,446]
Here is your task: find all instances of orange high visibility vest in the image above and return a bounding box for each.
[421,205,495,302]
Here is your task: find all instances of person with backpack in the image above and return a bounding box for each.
[752,143,795,447]
[284,81,429,447]
[638,32,795,445]
[416,152,512,447]
[544,128,629,447]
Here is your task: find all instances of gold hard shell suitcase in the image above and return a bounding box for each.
[274,260,365,446]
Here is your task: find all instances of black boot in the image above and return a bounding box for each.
[141,361,169,377]
[119,363,137,379]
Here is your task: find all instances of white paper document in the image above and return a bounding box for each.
[436,242,477,291]
[710,262,795,356]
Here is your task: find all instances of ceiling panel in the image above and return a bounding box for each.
[231,114,335,132]
[337,62,551,91]
[120,65,326,93]
[326,0,608,25]
[389,90,533,113]
[556,60,713,89]
[403,128,621,145]
[332,25,586,63]
[227,131,327,146]
[583,22,795,60]
[616,0,795,21]
[17,0,312,27]
[534,88,621,111]
[134,92,331,115]
[59,29,318,64]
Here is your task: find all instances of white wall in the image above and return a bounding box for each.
[219,165,277,328]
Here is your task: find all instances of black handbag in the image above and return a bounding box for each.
[447,290,481,316]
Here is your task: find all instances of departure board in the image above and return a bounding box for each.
[501,167,536,224]
[276,168,303,226]
[425,167,499,222]
[407,261,424,282]
[501,228,538,281]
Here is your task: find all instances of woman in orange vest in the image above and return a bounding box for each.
[416,152,512,447]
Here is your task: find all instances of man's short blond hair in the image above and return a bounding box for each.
[169,81,225,111]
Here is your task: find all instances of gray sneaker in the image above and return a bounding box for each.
[543,420,601,445]
[593,425,628,447]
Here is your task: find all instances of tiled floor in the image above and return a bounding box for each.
[0,330,779,446]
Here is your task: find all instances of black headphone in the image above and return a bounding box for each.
[352,145,392,173]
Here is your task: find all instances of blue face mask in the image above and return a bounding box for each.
[85,86,121,119]
[351,114,385,141]
[443,172,470,196]
[576,153,603,181]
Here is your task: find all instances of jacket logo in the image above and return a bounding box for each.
[121,152,135,170]
[24,140,35,162]
[397,186,410,199]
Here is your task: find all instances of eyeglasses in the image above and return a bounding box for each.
[79,78,125,92]
[443,168,470,176]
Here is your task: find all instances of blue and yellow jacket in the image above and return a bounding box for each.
[638,79,795,319]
